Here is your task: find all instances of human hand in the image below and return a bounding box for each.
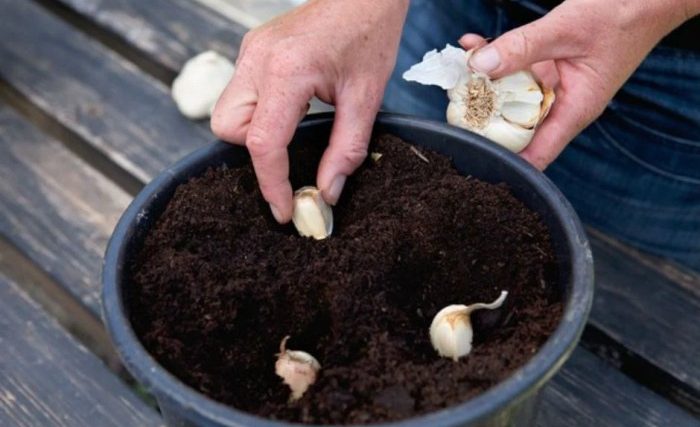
[211,0,409,222]
[460,0,697,170]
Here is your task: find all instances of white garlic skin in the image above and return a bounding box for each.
[171,51,235,119]
[292,186,333,240]
[275,337,321,401]
[429,291,508,361]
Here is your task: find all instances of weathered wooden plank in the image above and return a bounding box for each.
[0,0,211,183]
[588,233,700,405]
[590,229,700,297]
[540,347,698,427]
[0,105,130,316]
[50,0,246,73]
[0,273,163,427]
[192,0,299,29]
[47,0,334,114]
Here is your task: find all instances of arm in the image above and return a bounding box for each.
[461,0,700,170]
[211,0,409,222]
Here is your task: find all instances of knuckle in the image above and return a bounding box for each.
[245,129,269,158]
[342,140,368,166]
[240,31,254,49]
[210,113,238,141]
[509,29,532,63]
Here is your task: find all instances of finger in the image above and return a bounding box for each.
[531,60,560,89]
[316,87,381,205]
[458,33,488,51]
[521,60,608,170]
[519,91,588,170]
[468,14,584,78]
[210,70,258,144]
[247,86,311,223]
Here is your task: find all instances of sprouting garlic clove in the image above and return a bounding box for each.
[403,44,555,153]
[171,51,235,120]
[275,336,321,401]
[292,186,333,240]
[429,291,508,361]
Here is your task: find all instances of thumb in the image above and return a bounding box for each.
[317,89,380,205]
[469,14,581,78]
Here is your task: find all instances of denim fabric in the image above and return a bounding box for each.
[382,0,700,271]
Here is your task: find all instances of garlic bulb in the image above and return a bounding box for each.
[403,45,554,153]
[429,291,508,361]
[292,186,333,240]
[171,50,235,119]
[275,336,321,401]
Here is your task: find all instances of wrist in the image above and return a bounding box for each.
[644,0,699,34]
[609,0,695,45]
[683,0,700,19]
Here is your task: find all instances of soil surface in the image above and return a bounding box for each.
[128,134,562,424]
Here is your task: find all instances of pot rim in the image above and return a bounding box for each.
[102,112,594,427]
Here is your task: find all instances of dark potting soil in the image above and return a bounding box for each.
[128,134,562,424]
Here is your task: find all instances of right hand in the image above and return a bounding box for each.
[211,0,409,223]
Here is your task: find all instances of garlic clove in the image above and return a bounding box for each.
[429,304,475,362]
[482,116,535,153]
[429,291,508,361]
[275,336,321,401]
[171,51,235,120]
[499,101,542,129]
[446,100,469,131]
[492,71,541,96]
[292,186,333,240]
[540,86,556,122]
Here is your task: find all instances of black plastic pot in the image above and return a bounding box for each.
[103,112,594,427]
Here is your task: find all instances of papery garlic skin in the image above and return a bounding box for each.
[171,51,235,119]
[429,291,508,361]
[404,45,554,153]
[292,186,333,240]
[275,336,321,401]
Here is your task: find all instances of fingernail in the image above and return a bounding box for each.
[469,46,500,73]
[269,203,285,223]
[325,175,346,205]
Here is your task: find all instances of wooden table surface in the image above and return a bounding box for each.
[0,1,698,426]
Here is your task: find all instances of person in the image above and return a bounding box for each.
[211,0,700,271]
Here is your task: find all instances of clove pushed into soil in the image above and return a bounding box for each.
[128,133,563,424]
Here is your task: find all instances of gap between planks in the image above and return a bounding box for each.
[32,0,176,84]
[581,324,699,416]
[587,228,700,298]
[0,78,143,196]
[0,235,123,374]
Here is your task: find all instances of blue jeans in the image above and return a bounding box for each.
[383,0,700,272]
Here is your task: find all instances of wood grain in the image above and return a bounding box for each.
[0,105,130,316]
[50,0,246,73]
[540,347,698,427]
[589,235,700,396]
[0,272,163,427]
[0,0,212,184]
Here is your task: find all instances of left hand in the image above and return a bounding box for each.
[460,0,698,170]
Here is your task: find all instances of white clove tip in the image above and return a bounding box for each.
[429,291,508,361]
[292,186,333,240]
